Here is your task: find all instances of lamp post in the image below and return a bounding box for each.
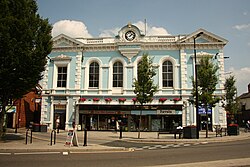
[194,32,203,139]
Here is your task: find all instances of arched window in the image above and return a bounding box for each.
[89,62,99,87]
[113,62,123,87]
[162,60,173,87]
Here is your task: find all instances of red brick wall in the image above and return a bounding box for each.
[15,90,41,128]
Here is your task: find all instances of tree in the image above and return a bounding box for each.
[0,0,52,137]
[224,75,240,124]
[192,56,219,138]
[133,53,158,138]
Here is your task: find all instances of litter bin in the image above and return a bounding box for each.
[32,123,40,132]
[40,125,47,132]
[183,126,197,139]
[227,124,239,135]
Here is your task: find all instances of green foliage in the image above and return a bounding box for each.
[133,53,158,105]
[224,75,240,114]
[0,0,52,136]
[192,56,220,107]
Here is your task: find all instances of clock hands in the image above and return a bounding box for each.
[125,31,135,41]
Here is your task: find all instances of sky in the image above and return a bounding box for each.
[37,0,250,95]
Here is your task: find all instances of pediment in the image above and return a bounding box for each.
[53,34,83,47]
[178,28,228,45]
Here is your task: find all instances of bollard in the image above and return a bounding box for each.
[50,130,56,145]
[50,131,53,145]
[54,130,56,145]
[30,130,33,144]
[26,129,29,144]
[83,128,87,146]
[119,127,122,139]
[25,129,33,144]
[15,124,17,133]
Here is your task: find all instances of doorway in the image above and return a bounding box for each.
[54,105,66,130]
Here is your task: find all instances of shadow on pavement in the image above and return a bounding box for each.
[100,140,147,148]
[0,133,25,143]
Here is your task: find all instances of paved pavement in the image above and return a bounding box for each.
[1,128,250,166]
[1,128,249,152]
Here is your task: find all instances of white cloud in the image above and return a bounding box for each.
[99,27,121,37]
[233,23,250,30]
[228,67,250,95]
[134,21,170,36]
[52,20,92,38]
[99,20,170,37]
[52,20,170,38]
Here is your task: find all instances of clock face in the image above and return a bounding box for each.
[125,30,136,41]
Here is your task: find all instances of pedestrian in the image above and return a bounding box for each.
[56,116,60,133]
[72,119,75,130]
[245,120,250,132]
[116,120,120,131]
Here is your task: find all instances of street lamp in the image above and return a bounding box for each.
[194,32,203,139]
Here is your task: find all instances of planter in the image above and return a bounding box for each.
[227,125,239,136]
[183,126,197,139]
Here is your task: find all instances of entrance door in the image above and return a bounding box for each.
[54,105,66,130]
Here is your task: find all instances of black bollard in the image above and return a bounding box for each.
[83,128,87,146]
[30,130,33,144]
[25,129,29,144]
[15,124,17,133]
[119,127,122,139]
[54,130,56,145]
[50,130,56,145]
[50,130,53,145]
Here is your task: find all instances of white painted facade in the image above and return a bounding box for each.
[40,24,228,131]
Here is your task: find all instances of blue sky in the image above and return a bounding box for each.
[37,0,250,95]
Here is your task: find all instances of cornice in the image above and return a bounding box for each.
[52,41,226,53]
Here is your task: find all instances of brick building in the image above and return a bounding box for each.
[8,85,42,128]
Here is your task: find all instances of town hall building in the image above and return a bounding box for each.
[40,24,228,132]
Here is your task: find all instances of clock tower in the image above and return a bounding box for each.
[117,23,142,62]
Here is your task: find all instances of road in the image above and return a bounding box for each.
[0,139,250,167]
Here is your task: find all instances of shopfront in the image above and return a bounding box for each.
[78,104,183,132]
[78,110,130,131]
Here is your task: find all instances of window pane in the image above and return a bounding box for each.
[168,66,173,72]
